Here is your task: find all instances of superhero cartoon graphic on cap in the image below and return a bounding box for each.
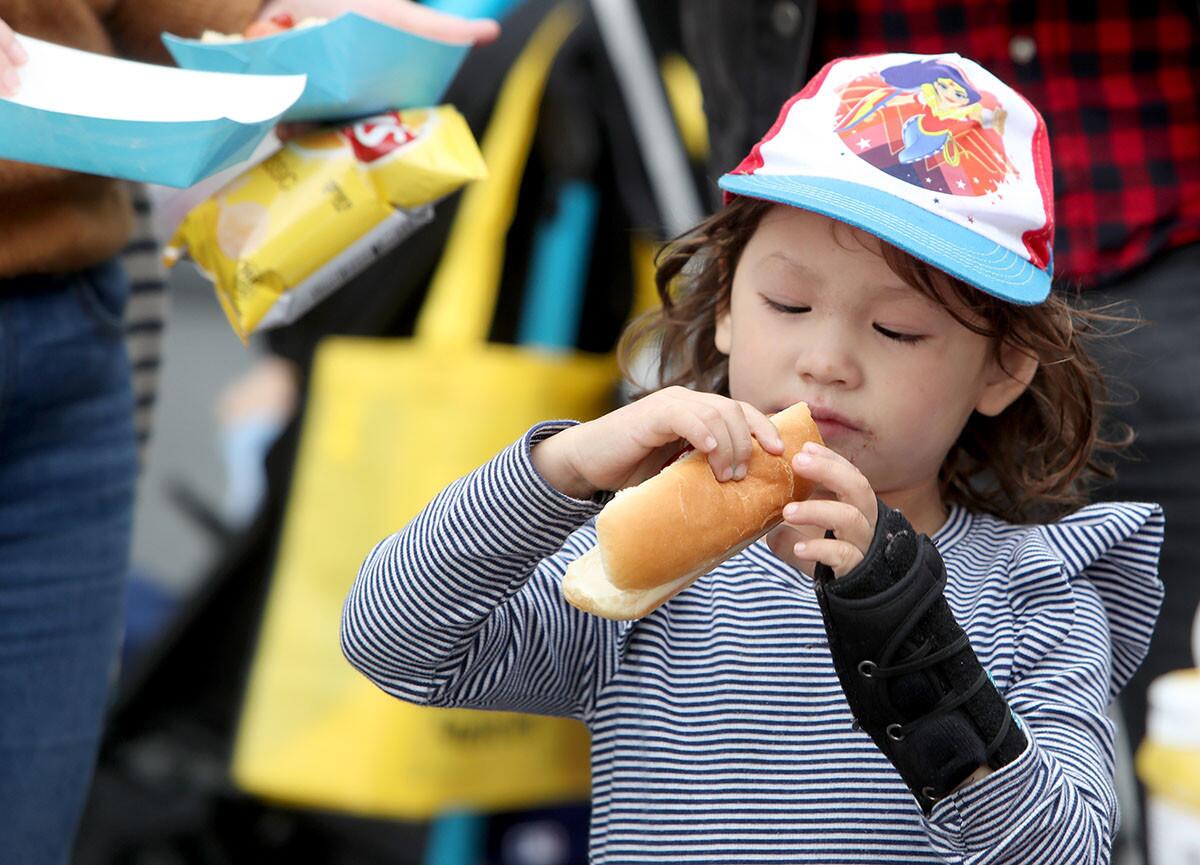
[835,58,1014,196]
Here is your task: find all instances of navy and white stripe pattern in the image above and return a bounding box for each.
[343,421,1164,864]
[120,183,169,465]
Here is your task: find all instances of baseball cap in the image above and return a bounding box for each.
[718,53,1055,305]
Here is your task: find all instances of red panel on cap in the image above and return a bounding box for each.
[1017,94,1055,271]
[724,55,889,205]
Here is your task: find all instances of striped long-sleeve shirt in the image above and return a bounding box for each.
[342,421,1165,864]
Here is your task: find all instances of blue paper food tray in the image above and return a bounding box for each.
[163,13,470,123]
[0,36,306,188]
[0,102,293,188]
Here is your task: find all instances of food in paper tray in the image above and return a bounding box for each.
[164,105,486,342]
[201,12,327,42]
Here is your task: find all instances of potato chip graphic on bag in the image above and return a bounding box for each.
[165,105,486,342]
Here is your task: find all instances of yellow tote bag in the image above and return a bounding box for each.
[230,6,632,819]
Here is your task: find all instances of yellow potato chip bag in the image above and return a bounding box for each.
[165,105,486,342]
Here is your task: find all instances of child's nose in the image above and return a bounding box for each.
[794,340,861,388]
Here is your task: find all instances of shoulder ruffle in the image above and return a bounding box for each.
[1027,502,1165,698]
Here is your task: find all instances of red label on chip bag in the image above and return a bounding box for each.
[345,113,421,164]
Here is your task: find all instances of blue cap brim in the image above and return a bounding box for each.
[718,173,1051,305]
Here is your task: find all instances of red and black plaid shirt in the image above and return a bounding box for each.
[814,1,1200,288]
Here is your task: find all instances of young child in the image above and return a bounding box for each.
[342,53,1164,863]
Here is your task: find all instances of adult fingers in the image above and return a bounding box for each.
[275,121,320,142]
[382,2,500,44]
[0,20,26,97]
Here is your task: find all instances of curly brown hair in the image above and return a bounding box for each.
[618,197,1135,524]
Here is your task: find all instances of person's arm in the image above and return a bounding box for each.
[920,571,1124,863]
[259,0,499,44]
[810,500,1132,863]
[102,0,498,65]
[341,421,626,719]
[344,388,786,714]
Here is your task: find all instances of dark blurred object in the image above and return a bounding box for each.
[484,804,590,865]
[679,0,814,199]
[120,568,180,675]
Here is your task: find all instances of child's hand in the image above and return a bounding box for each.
[531,386,784,500]
[766,441,878,577]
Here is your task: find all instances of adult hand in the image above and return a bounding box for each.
[256,0,500,44]
[0,18,28,97]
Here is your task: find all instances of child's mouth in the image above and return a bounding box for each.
[808,408,862,439]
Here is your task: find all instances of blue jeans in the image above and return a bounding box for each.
[0,260,137,865]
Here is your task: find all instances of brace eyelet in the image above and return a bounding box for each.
[922,786,940,801]
[886,723,906,741]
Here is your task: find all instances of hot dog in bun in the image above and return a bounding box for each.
[563,402,823,620]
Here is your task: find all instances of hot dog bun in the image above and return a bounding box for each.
[563,402,822,620]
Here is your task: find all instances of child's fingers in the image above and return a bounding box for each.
[673,392,750,482]
[765,523,802,564]
[792,443,877,531]
[642,389,783,483]
[637,389,733,479]
[766,521,821,559]
[694,401,740,481]
[739,402,784,455]
[791,536,864,578]
[782,498,873,555]
[656,399,738,481]
[705,395,757,480]
[654,407,725,466]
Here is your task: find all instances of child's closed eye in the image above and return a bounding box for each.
[762,297,811,315]
[873,323,926,344]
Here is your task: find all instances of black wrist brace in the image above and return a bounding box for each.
[813,501,1027,813]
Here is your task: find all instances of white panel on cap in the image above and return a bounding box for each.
[754,53,1048,264]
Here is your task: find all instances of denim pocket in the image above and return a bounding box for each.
[74,260,130,339]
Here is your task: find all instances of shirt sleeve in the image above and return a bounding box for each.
[340,421,628,722]
[921,502,1165,864]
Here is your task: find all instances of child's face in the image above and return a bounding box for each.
[715,205,1028,504]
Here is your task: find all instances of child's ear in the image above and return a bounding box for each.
[714,307,732,355]
[976,341,1038,417]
